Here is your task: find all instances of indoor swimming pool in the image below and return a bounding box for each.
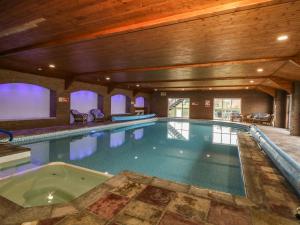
[11,121,246,196]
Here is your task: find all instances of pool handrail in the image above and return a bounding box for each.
[0,129,13,142]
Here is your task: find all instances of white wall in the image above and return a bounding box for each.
[0,83,50,120]
[111,94,126,115]
[70,90,98,122]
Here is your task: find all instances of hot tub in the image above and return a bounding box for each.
[0,163,110,207]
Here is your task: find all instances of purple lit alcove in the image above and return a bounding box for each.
[70,90,98,123]
[111,94,127,115]
[134,96,145,108]
[0,83,52,120]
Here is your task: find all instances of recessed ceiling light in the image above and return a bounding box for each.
[49,64,55,68]
[246,86,249,89]
[257,68,264,72]
[105,77,110,80]
[250,80,254,83]
[209,88,212,90]
[154,89,158,91]
[37,67,43,71]
[136,84,140,87]
[182,88,185,91]
[277,35,288,41]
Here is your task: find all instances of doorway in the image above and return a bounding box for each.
[168,98,190,118]
[214,98,241,121]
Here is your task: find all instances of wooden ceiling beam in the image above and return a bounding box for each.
[255,85,276,97]
[75,56,291,78]
[0,0,275,57]
[268,77,293,94]
[115,75,269,84]
[151,84,256,89]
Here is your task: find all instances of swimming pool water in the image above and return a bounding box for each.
[21,121,245,196]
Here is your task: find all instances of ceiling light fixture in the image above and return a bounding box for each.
[182,88,185,91]
[257,68,264,72]
[277,35,288,41]
[37,67,43,71]
[136,84,140,87]
[154,89,158,91]
[105,77,110,81]
[209,88,212,90]
[246,86,249,89]
[49,64,55,68]
[250,80,254,83]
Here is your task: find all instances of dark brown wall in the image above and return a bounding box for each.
[0,69,150,130]
[150,90,273,119]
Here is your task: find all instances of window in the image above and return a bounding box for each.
[212,125,238,146]
[213,98,241,121]
[168,98,190,118]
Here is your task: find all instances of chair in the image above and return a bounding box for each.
[258,114,274,126]
[70,109,88,123]
[230,112,243,122]
[90,109,105,122]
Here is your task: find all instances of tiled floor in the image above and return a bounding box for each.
[258,125,300,163]
[0,132,299,225]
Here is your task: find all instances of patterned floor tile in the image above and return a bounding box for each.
[159,212,204,225]
[115,200,162,224]
[88,193,129,220]
[168,193,210,223]
[111,180,146,198]
[208,201,251,225]
[251,209,299,225]
[136,185,175,208]
[56,212,107,225]
[37,217,64,225]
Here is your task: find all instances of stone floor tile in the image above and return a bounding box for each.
[189,187,210,199]
[234,196,257,208]
[208,191,234,205]
[113,214,153,225]
[251,209,299,225]
[51,205,78,218]
[21,221,38,225]
[208,201,251,225]
[111,180,146,198]
[3,206,53,224]
[136,185,175,208]
[37,217,64,225]
[168,193,210,223]
[57,212,107,225]
[151,178,190,193]
[121,171,153,184]
[88,193,129,220]
[105,175,129,188]
[159,212,204,225]
[116,200,162,224]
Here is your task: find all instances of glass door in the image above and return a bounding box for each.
[168,98,190,118]
[214,98,241,121]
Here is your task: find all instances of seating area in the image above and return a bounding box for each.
[231,112,275,126]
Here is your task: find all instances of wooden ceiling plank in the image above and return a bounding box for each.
[0,0,275,57]
[76,56,291,78]
[256,85,276,97]
[268,77,293,93]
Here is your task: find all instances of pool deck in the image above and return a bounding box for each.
[0,133,299,225]
[258,125,300,163]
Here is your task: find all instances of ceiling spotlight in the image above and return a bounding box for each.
[154,89,158,91]
[182,88,185,91]
[49,64,55,68]
[136,84,140,87]
[37,67,43,71]
[250,80,254,83]
[209,88,212,90]
[277,35,288,41]
[105,77,110,81]
[246,86,249,89]
[257,68,264,72]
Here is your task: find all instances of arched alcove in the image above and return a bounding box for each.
[111,94,131,115]
[134,96,149,114]
[70,90,101,123]
[0,83,55,120]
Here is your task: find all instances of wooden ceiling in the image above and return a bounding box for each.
[0,0,300,94]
